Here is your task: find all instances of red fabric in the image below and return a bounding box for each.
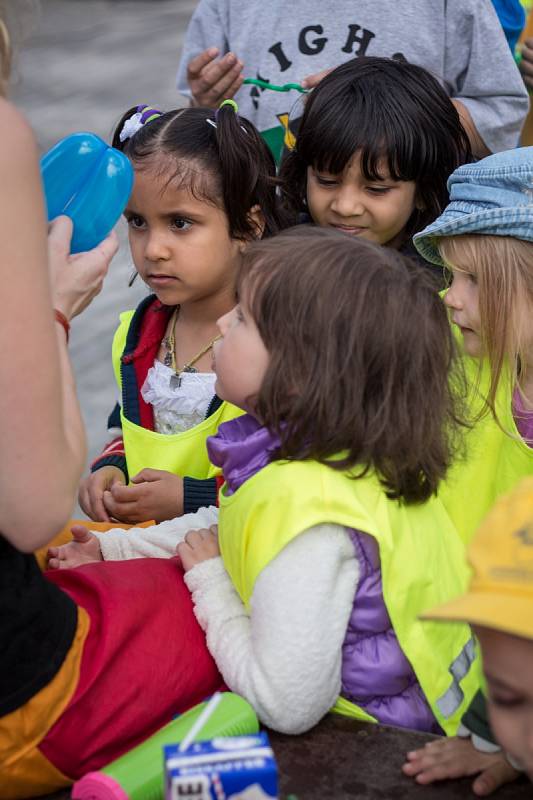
[40,557,223,778]
[123,299,172,432]
[215,476,225,506]
[90,436,125,468]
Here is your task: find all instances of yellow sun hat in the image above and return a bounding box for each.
[423,477,533,639]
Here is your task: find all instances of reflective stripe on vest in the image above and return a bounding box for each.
[112,310,243,480]
[218,459,481,735]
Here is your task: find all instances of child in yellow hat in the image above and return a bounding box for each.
[404,477,533,793]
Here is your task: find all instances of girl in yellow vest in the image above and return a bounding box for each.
[174,226,480,735]
[403,147,533,793]
[412,148,533,544]
[76,101,290,528]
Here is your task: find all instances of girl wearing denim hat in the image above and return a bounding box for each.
[279,56,471,284]
[404,145,533,795]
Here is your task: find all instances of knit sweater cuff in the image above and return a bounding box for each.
[90,454,128,482]
[183,477,218,514]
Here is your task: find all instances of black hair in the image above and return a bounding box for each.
[280,57,472,240]
[113,104,292,239]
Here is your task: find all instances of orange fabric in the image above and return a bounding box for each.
[0,607,90,799]
[34,518,156,571]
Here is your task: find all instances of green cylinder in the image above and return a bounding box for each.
[72,693,259,800]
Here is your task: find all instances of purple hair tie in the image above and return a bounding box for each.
[119,104,163,142]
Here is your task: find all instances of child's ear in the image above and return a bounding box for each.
[414,192,426,212]
[247,204,266,240]
[238,205,266,253]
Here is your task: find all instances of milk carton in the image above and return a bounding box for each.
[164,733,278,800]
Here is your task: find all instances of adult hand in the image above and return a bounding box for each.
[79,465,126,522]
[520,38,533,91]
[48,215,118,320]
[177,525,220,572]
[187,47,244,108]
[47,524,103,569]
[301,66,334,90]
[102,468,184,524]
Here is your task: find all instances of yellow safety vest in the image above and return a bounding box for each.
[112,310,243,480]
[441,354,533,544]
[218,459,481,734]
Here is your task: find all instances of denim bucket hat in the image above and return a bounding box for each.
[414,146,533,267]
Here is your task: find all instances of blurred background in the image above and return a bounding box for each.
[11,0,196,471]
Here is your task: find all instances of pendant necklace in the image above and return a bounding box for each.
[162,307,220,389]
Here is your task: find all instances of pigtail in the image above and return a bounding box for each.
[212,101,291,238]
[110,101,292,240]
[111,106,139,151]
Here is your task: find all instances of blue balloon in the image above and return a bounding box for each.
[40,132,133,254]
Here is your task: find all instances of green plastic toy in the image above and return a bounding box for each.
[72,692,259,800]
[243,77,308,93]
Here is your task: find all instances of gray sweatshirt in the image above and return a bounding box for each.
[176,0,529,153]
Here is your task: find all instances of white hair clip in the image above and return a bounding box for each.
[205,117,248,134]
[119,112,144,143]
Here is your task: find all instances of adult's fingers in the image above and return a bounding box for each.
[48,215,74,256]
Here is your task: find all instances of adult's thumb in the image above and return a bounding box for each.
[48,215,74,254]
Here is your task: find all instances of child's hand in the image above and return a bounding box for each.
[187,48,244,108]
[402,737,520,795]
[177,525,220,572]
[102,468,184,524]
[47,524,102,569]
[79,465,126,522]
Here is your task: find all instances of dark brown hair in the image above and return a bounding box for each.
[113,105,293,239]
[239,226,465,503]
[280,57,471,241]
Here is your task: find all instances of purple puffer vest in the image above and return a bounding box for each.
[343,529,440,733]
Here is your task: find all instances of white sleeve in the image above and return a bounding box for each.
[176,0,229,97]
[185,524,359,734]
[93,506,219,561]
[445,0,529,152]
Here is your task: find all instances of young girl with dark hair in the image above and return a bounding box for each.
[279,56,472,276]
[77,102,289,528]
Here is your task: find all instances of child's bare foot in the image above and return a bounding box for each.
[47,524,102,569]
[402,737,520,796]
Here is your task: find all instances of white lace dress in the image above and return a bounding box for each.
[141,359,216,435]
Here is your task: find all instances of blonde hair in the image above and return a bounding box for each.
[438,234,533,421]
